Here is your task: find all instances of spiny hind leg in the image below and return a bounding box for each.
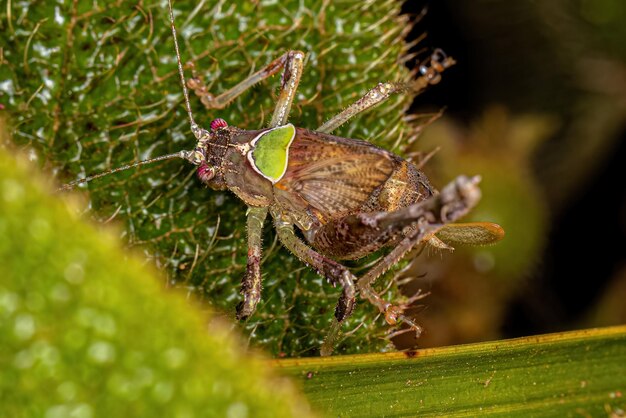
[357,175,482,333]
[316,49,456,134]
[320,227,435,356]
[357,230,432,332]
[185,51,305,122]
[312,175,481,266]
[356,175,482,290]
[318,175,482,354]
[236,207,268,320]
[272,213,356,322]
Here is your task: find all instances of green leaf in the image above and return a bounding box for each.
[1,0,417,357]
[0,142,314,417]
[277,326,626,416]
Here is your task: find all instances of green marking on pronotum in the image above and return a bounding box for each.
[247,124,296,183]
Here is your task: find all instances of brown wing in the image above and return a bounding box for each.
[275,128,399,221]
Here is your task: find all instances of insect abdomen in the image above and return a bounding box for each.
[374,160,434,212]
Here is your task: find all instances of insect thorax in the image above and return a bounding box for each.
[247,124,296,184]
[197,127,273,207]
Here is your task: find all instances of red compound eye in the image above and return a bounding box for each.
[210,118,228,131]
[197,164,215,183]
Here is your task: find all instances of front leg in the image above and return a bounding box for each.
[236,206,268,320]
[271,211,357,322]
[269,51,305,128]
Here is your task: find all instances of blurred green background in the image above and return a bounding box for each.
[1,0,625,361]
[0,141,314,417]
[396,0,626,348]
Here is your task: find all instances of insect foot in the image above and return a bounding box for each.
[184,62,224,110]
[235,247,262,321]
[359,286,424,341]
[418,48,455,85]
[335,270,357,321]
[235,277,261,321]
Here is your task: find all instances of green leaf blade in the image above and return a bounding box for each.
[277,326,626,416]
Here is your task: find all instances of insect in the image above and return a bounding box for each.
[61,0,504,355]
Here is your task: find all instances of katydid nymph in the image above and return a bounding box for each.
[61,0,504,356]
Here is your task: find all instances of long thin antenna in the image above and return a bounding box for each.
[58,0,201,192]
[59,151,189,191]
[167,0,197,132]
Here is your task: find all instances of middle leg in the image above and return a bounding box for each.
[236,206,268,320]
[271,211,357,322]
